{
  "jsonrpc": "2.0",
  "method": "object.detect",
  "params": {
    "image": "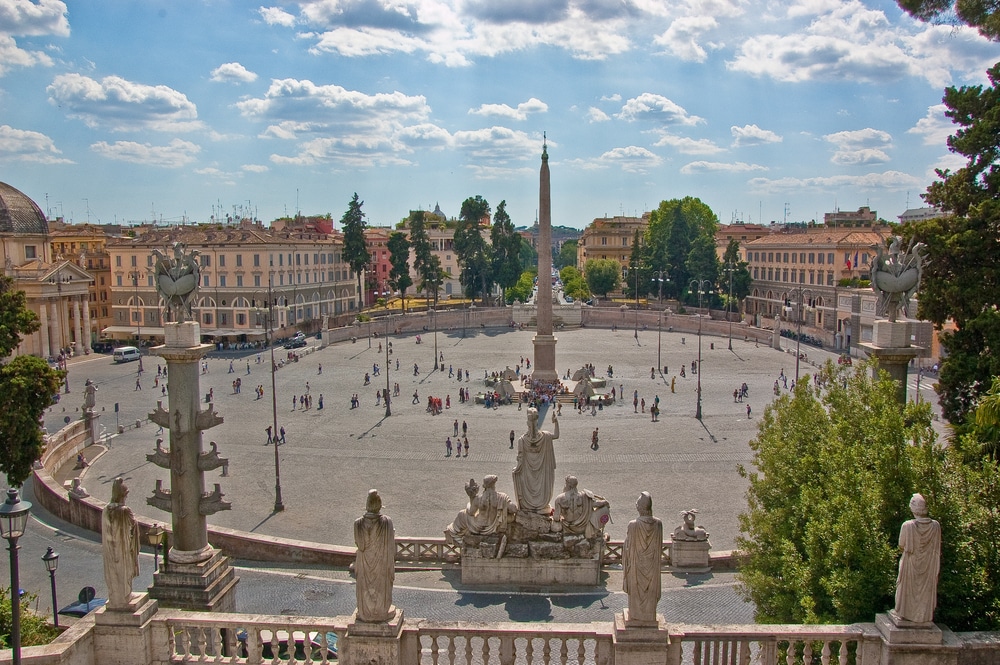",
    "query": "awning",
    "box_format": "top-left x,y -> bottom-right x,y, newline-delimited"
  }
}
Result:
101,326 -> 166,337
